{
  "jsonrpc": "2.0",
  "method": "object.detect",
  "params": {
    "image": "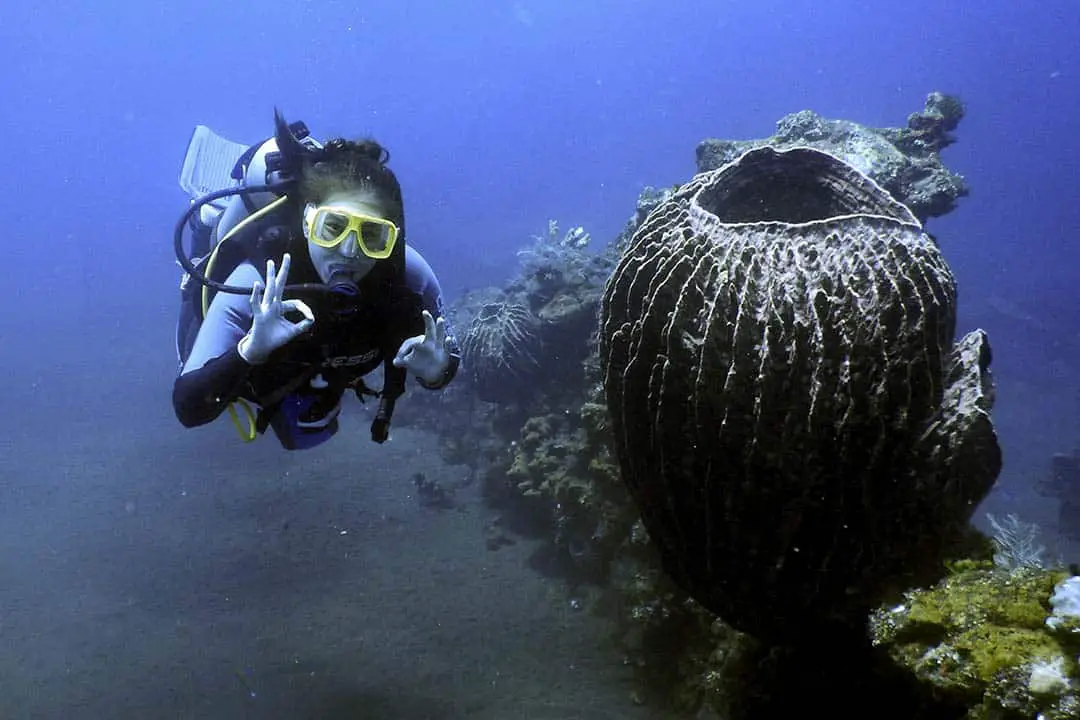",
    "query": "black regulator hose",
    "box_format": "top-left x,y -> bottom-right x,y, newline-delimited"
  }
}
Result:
174,183 -> 333,299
